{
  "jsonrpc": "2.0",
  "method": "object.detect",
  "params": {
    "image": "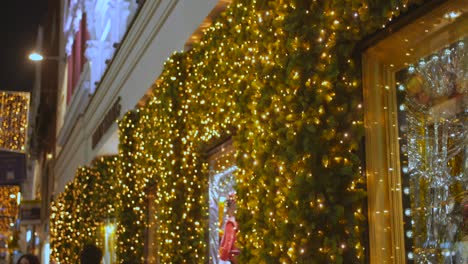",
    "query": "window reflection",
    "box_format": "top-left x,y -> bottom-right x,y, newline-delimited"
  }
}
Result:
397,38 -> 467,263
208,140 -> 237,264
